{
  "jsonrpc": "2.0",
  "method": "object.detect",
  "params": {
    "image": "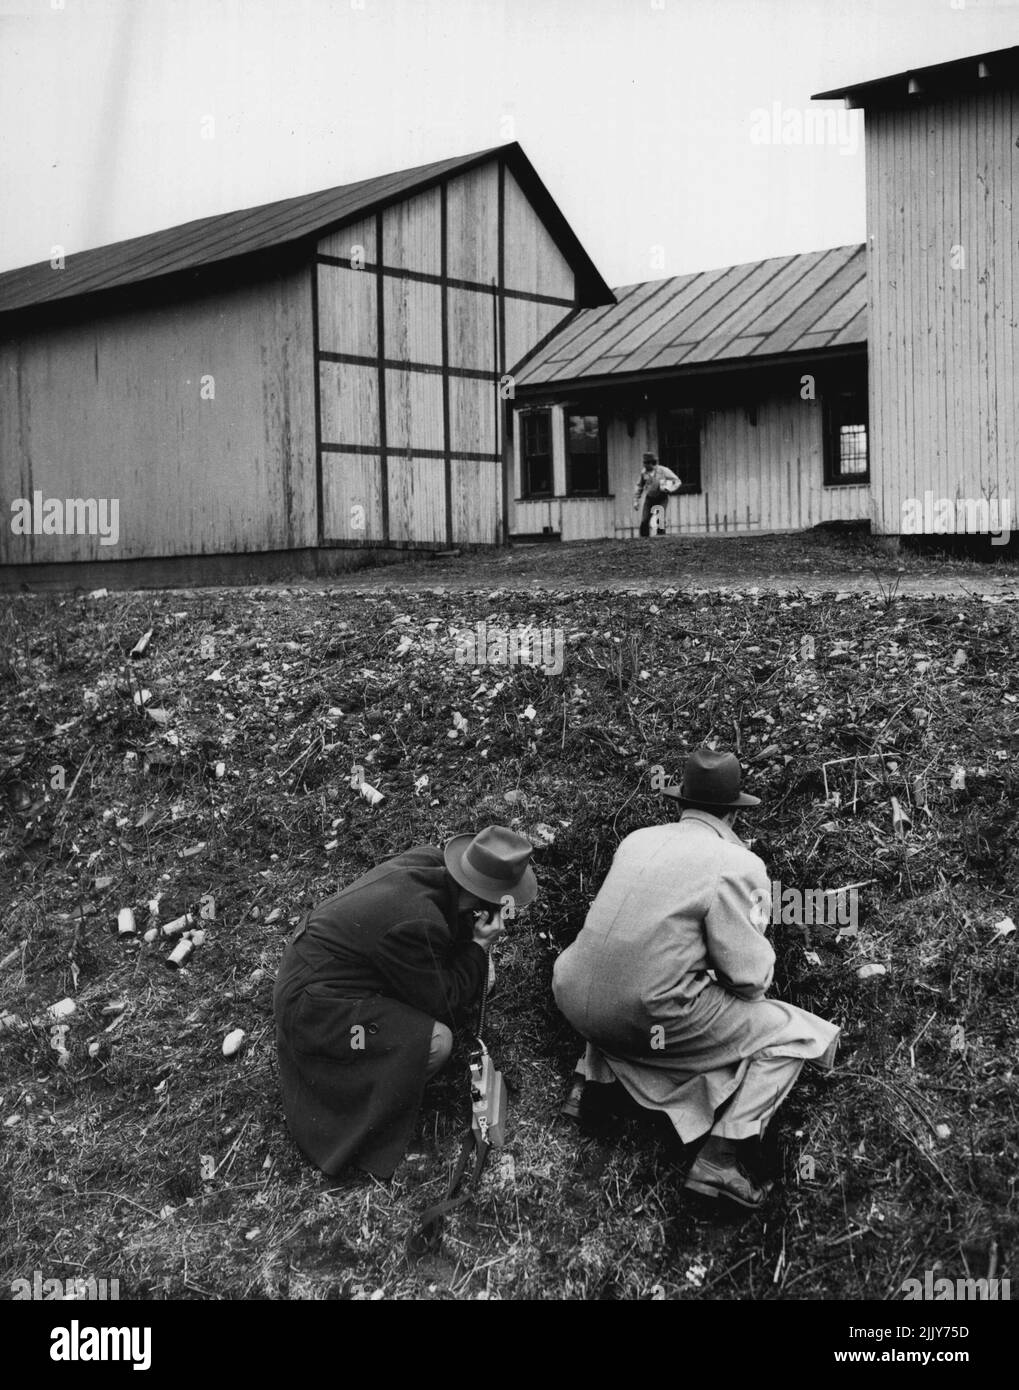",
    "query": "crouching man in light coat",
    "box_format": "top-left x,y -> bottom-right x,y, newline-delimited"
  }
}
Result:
553,747 -> 839,1209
